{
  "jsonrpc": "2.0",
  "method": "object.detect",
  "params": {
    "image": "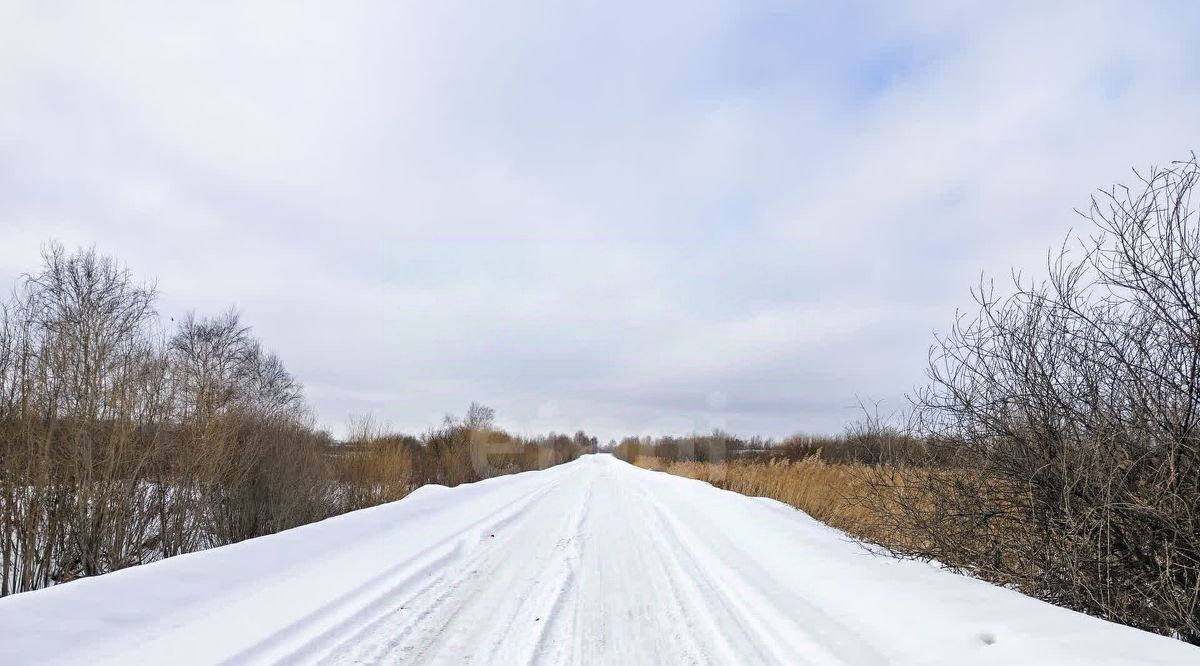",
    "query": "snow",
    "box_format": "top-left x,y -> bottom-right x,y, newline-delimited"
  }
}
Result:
0,454 -> 1194,665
